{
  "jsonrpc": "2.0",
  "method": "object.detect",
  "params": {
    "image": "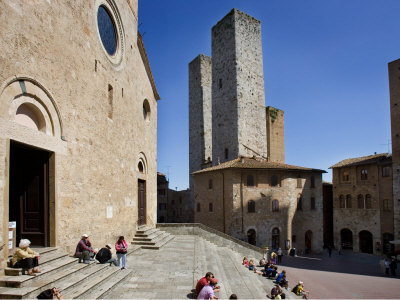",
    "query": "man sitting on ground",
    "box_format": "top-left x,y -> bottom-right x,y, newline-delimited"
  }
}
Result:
96,244 -> 118,266
195,272 -> 213,296
74,234 -> 97,264
292,281 -> 309,298
197,278 -> 219,300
